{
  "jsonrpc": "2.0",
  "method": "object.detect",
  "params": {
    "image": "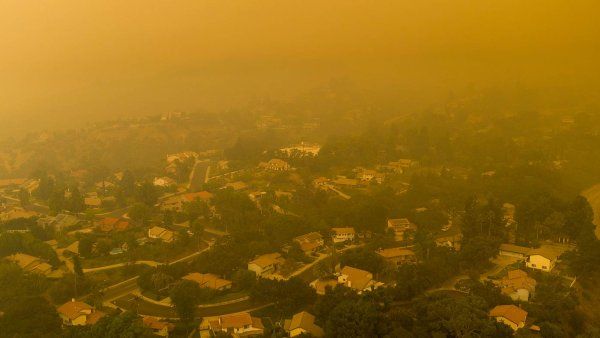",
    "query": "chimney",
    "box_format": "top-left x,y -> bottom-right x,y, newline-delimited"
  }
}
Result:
72,298 -> 75,302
